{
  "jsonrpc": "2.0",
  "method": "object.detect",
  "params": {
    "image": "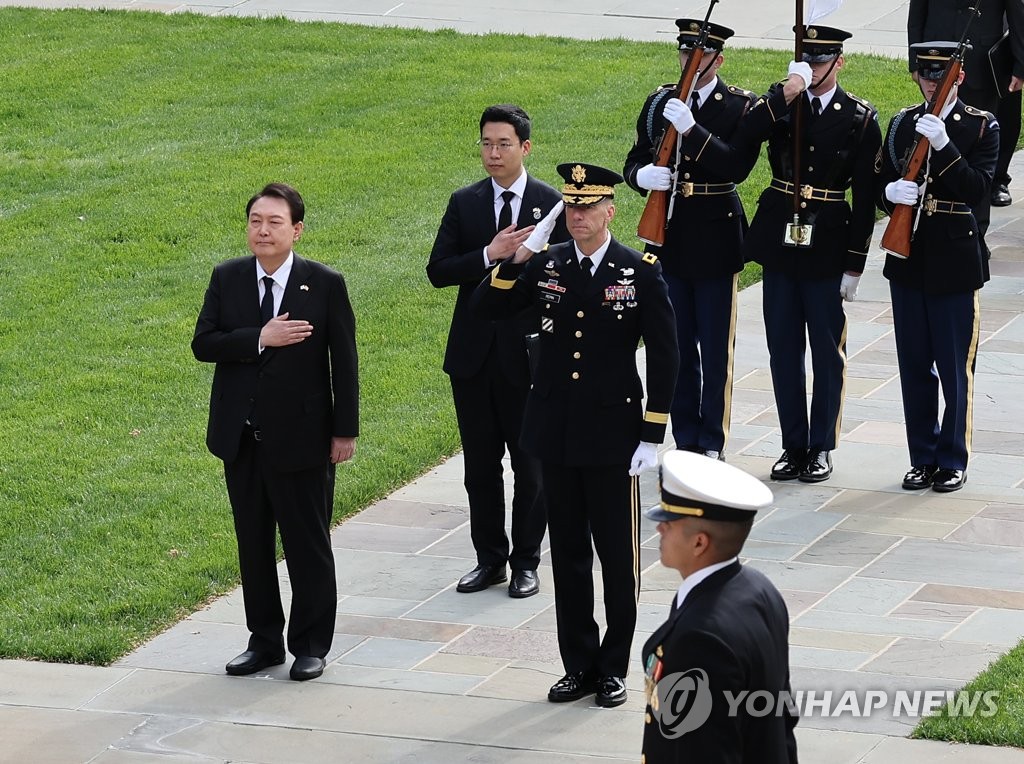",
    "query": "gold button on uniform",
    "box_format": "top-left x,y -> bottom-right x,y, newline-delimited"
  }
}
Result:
577,311 -> 584,318
572,372 -> 580,380
573,352 -> 581,359
575,330 -> 582,338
